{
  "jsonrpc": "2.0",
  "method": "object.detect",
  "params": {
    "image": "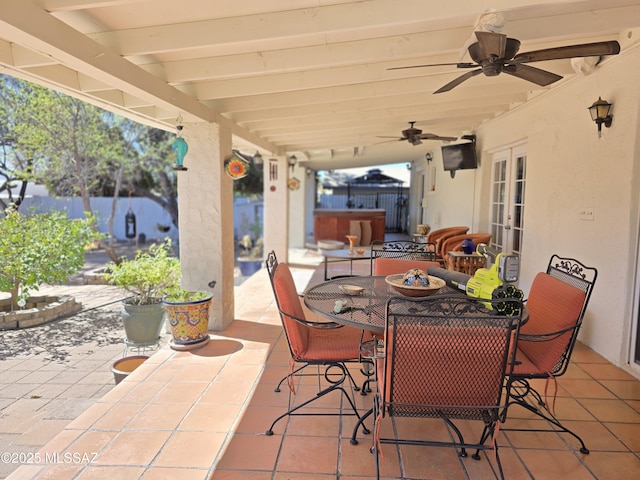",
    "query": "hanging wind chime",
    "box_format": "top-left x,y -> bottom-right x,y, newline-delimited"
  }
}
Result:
125,193 -> 137,239
172,114 -> 188,171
